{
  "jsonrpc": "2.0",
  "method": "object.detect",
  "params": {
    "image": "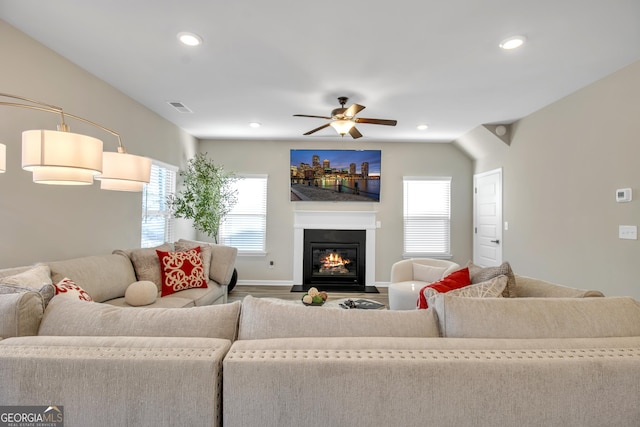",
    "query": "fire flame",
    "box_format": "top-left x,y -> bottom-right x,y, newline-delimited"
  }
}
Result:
320,252 -> 351,270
